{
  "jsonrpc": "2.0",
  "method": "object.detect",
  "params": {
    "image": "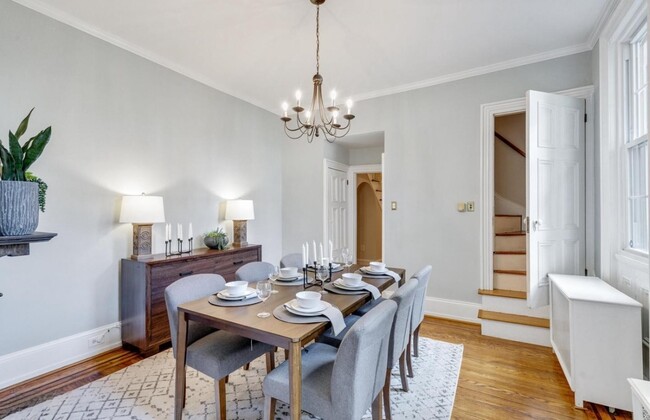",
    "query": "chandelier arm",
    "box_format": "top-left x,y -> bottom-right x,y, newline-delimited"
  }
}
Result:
284,124 -> 306,140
